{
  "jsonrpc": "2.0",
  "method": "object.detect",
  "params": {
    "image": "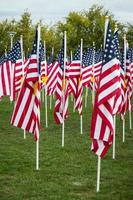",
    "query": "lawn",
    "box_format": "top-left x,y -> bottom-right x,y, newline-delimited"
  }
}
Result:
0,92 -> 133,200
